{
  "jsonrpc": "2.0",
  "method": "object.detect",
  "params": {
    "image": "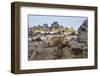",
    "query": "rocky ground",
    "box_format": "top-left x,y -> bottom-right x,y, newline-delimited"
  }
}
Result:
28,34 -> 87,60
